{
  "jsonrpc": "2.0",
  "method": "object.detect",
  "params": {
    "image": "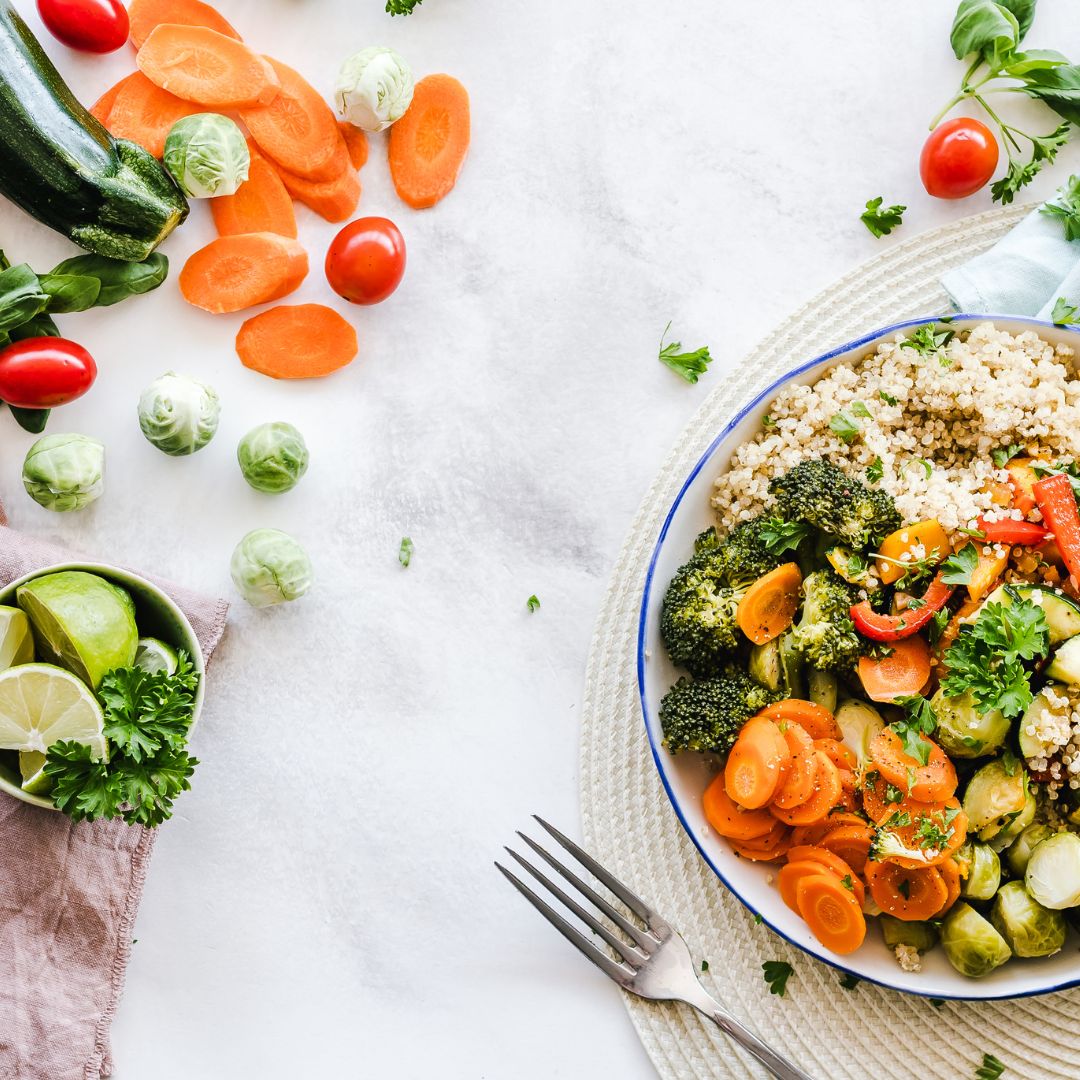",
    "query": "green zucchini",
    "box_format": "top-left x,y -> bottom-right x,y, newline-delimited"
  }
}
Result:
0,2 -> 188,261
